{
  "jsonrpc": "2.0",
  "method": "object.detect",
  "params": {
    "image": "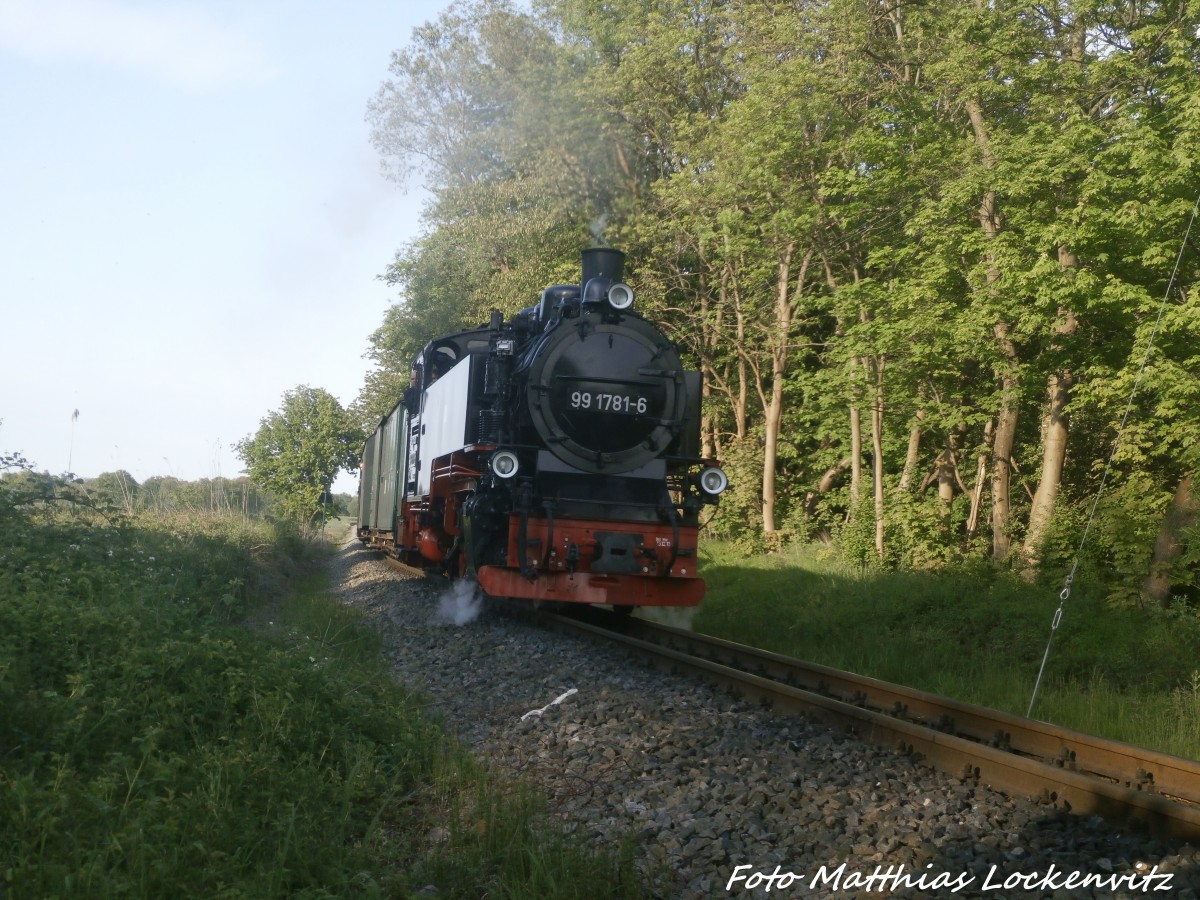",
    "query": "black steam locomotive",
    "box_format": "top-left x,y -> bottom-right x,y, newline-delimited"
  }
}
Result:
357,248 -> 727,607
